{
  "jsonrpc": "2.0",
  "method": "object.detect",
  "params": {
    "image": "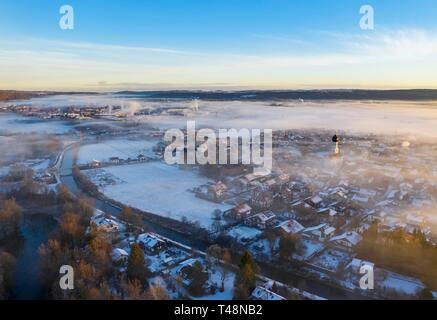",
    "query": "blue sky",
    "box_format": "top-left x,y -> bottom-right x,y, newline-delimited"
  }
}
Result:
1,0 -> 437,90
